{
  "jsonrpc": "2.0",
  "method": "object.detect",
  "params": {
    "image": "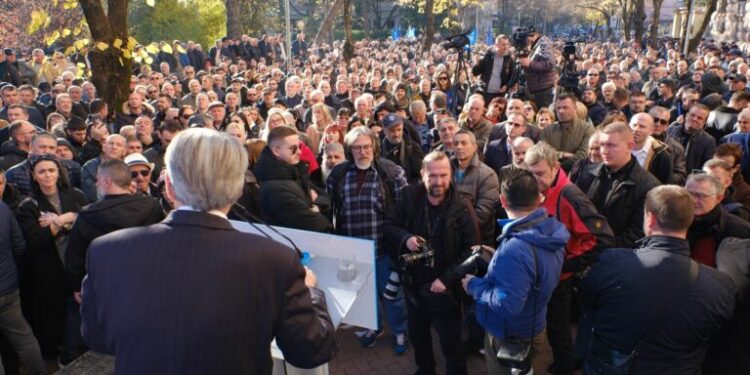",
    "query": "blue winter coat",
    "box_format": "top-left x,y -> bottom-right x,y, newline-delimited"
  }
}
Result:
467,207 -> 568,339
